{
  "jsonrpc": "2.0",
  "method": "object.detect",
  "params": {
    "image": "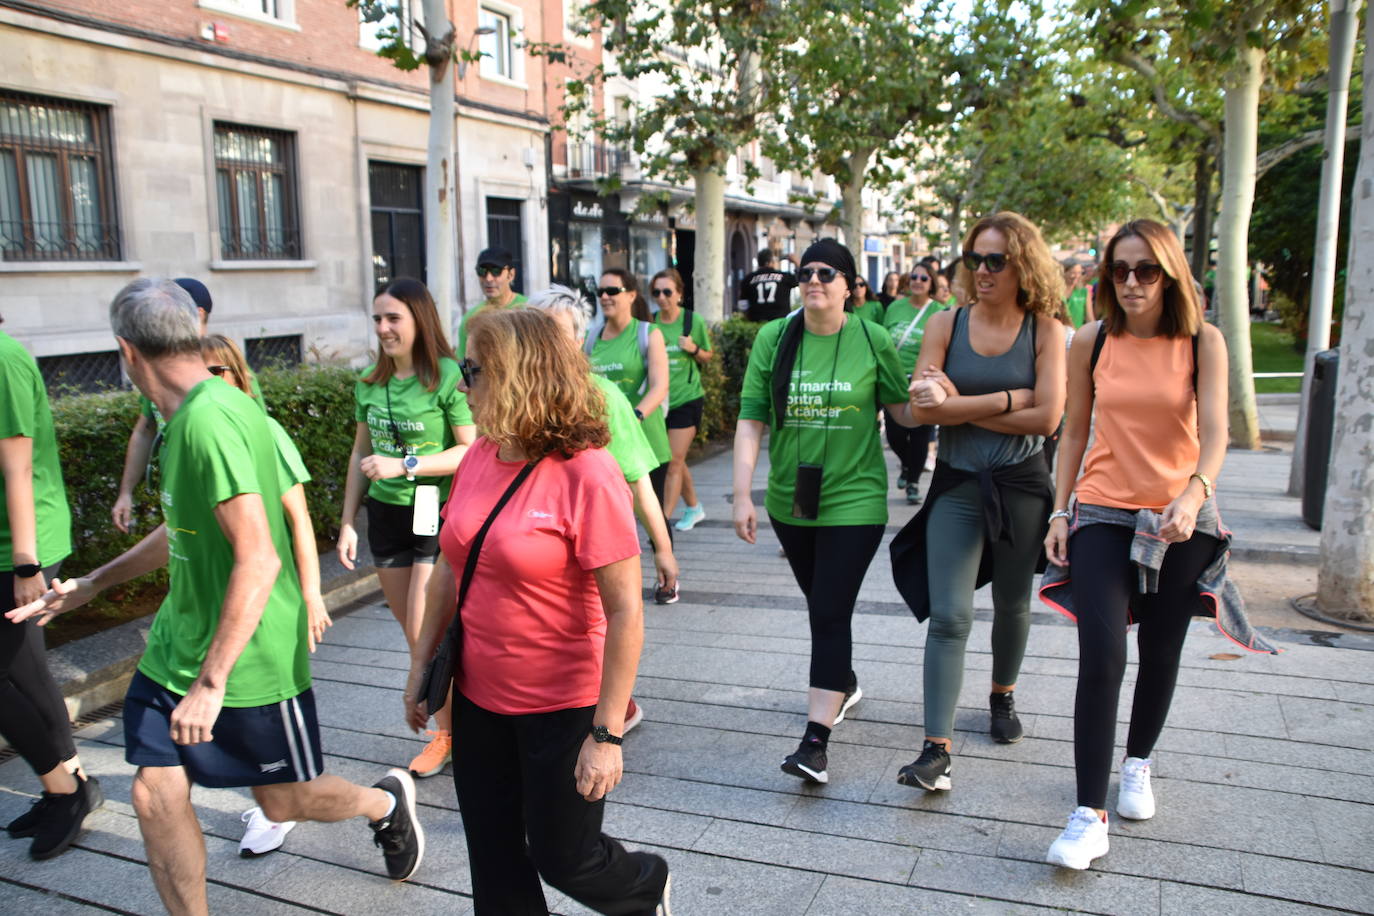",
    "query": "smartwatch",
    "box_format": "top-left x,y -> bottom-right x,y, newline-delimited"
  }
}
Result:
403,454 -> 421,481
589,725 -> 623,746
13,563 -> 41,579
